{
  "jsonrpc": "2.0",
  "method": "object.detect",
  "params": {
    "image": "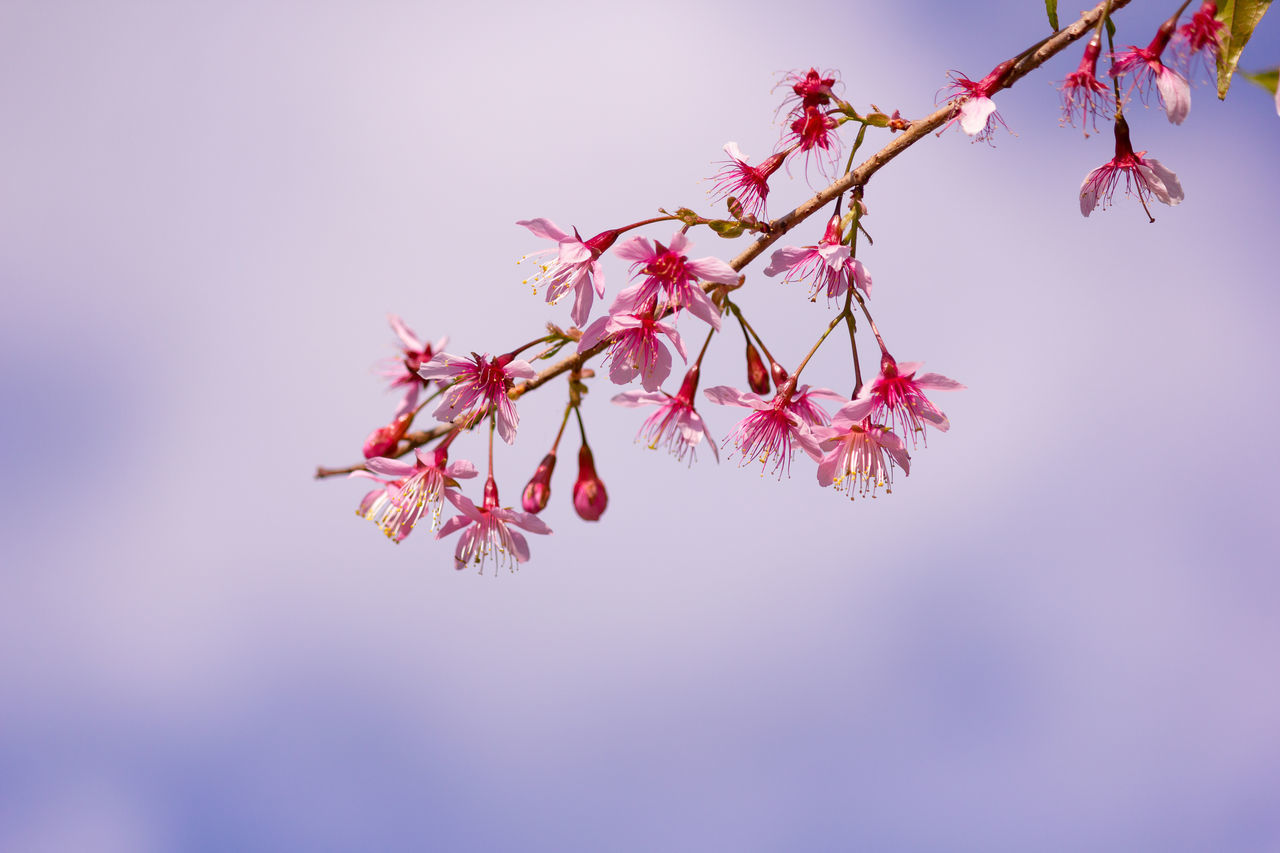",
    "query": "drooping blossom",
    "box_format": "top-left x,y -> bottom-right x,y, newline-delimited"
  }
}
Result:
1058,35 -> 1113,133
418,351 -> 537,444
517,219 -> 620,327
784,105 -> 841,177
612,231 -> 739,330
521,452 -> 557,514
812,397 -> 911,499
377,315 -> 448,418
942,60 -> 1015,142
708,142 -> 786,220
351,446 -> 478,541
437,476 -> 552,573
613,364 -> 718,464
1110,15 -> 1191,125
775,67 -> 839,121
578,301 -> 688,392
1172,1 -> 1226,80
764,213 -> 872,302
785,383 -> 844,429
362,413 -> 412,459
858,352 -> 964,447
703,384 -> 824,478
1079,115 -> 1184,221
572,445 -> 608,521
